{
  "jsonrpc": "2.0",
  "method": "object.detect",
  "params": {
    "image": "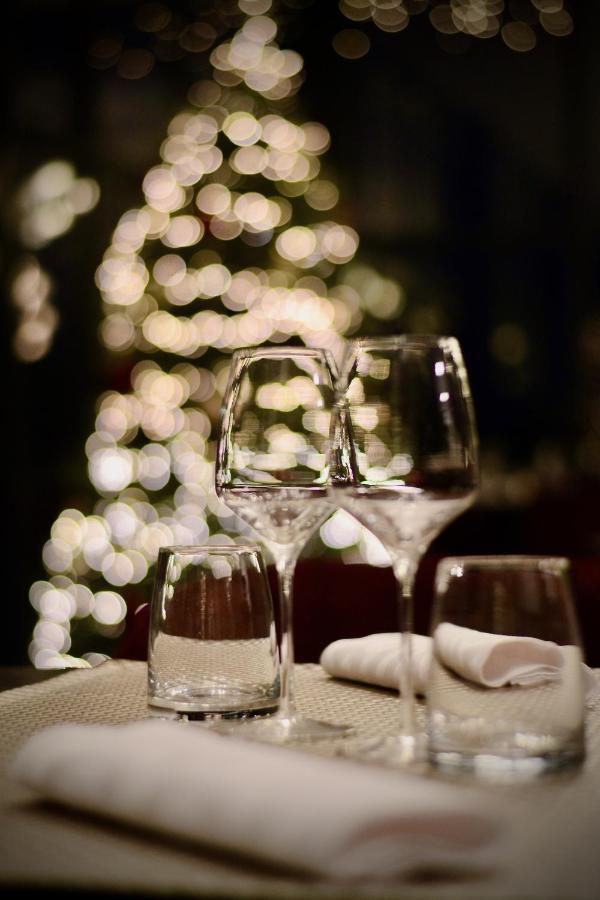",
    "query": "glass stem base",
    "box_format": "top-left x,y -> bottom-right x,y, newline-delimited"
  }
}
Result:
210,708 -> 353,744
335,731 -> 428,768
